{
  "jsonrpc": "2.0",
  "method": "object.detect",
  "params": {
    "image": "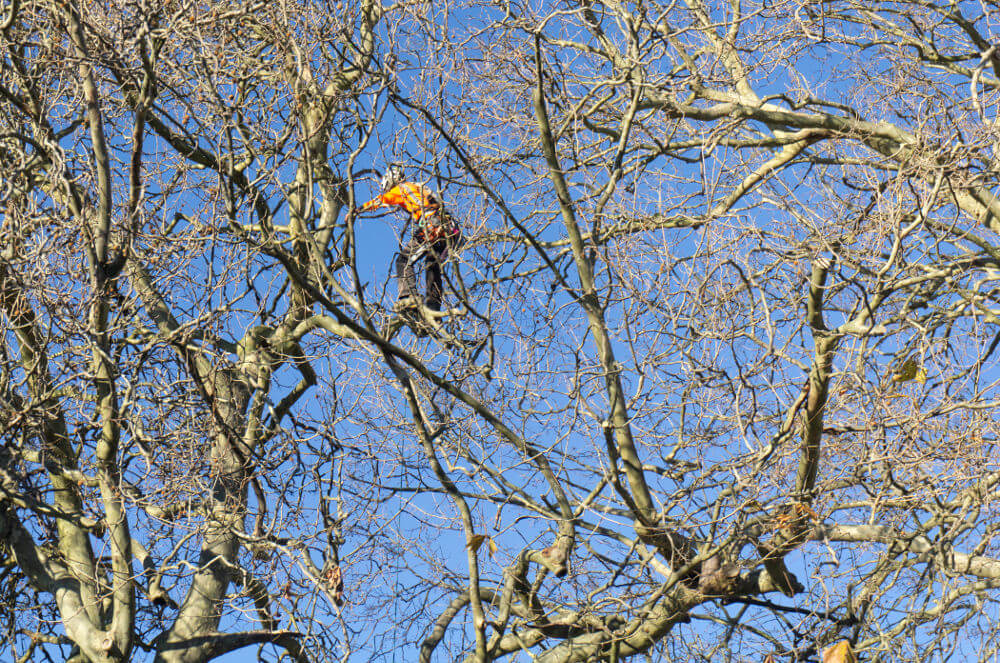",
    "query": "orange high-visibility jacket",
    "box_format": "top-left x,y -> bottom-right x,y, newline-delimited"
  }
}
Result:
360,182 -> 441,224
